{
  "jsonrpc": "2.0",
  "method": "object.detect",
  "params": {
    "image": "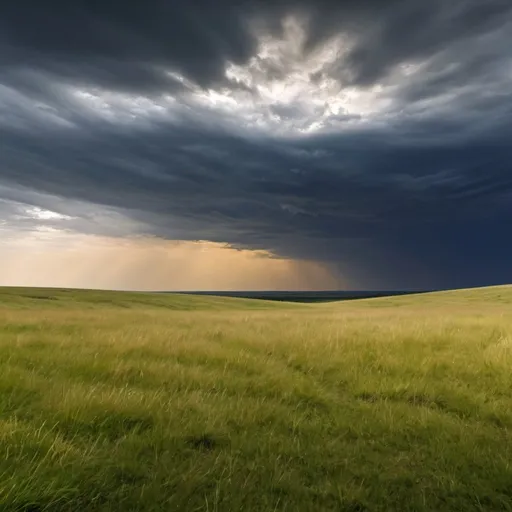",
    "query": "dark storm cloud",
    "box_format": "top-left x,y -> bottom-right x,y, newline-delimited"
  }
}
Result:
2,1 -> 511,92
1,0 -> 512,289
333,1 -> 512,87
0,0 -> 258,91
2,110 -> 512,288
